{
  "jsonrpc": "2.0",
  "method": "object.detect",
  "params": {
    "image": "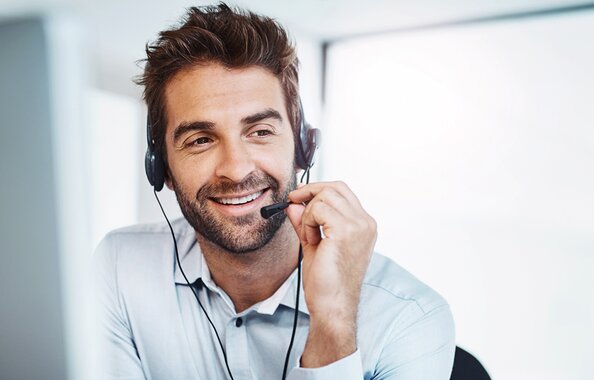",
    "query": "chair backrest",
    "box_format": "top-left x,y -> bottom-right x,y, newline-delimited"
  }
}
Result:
450,346 -> 491,380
